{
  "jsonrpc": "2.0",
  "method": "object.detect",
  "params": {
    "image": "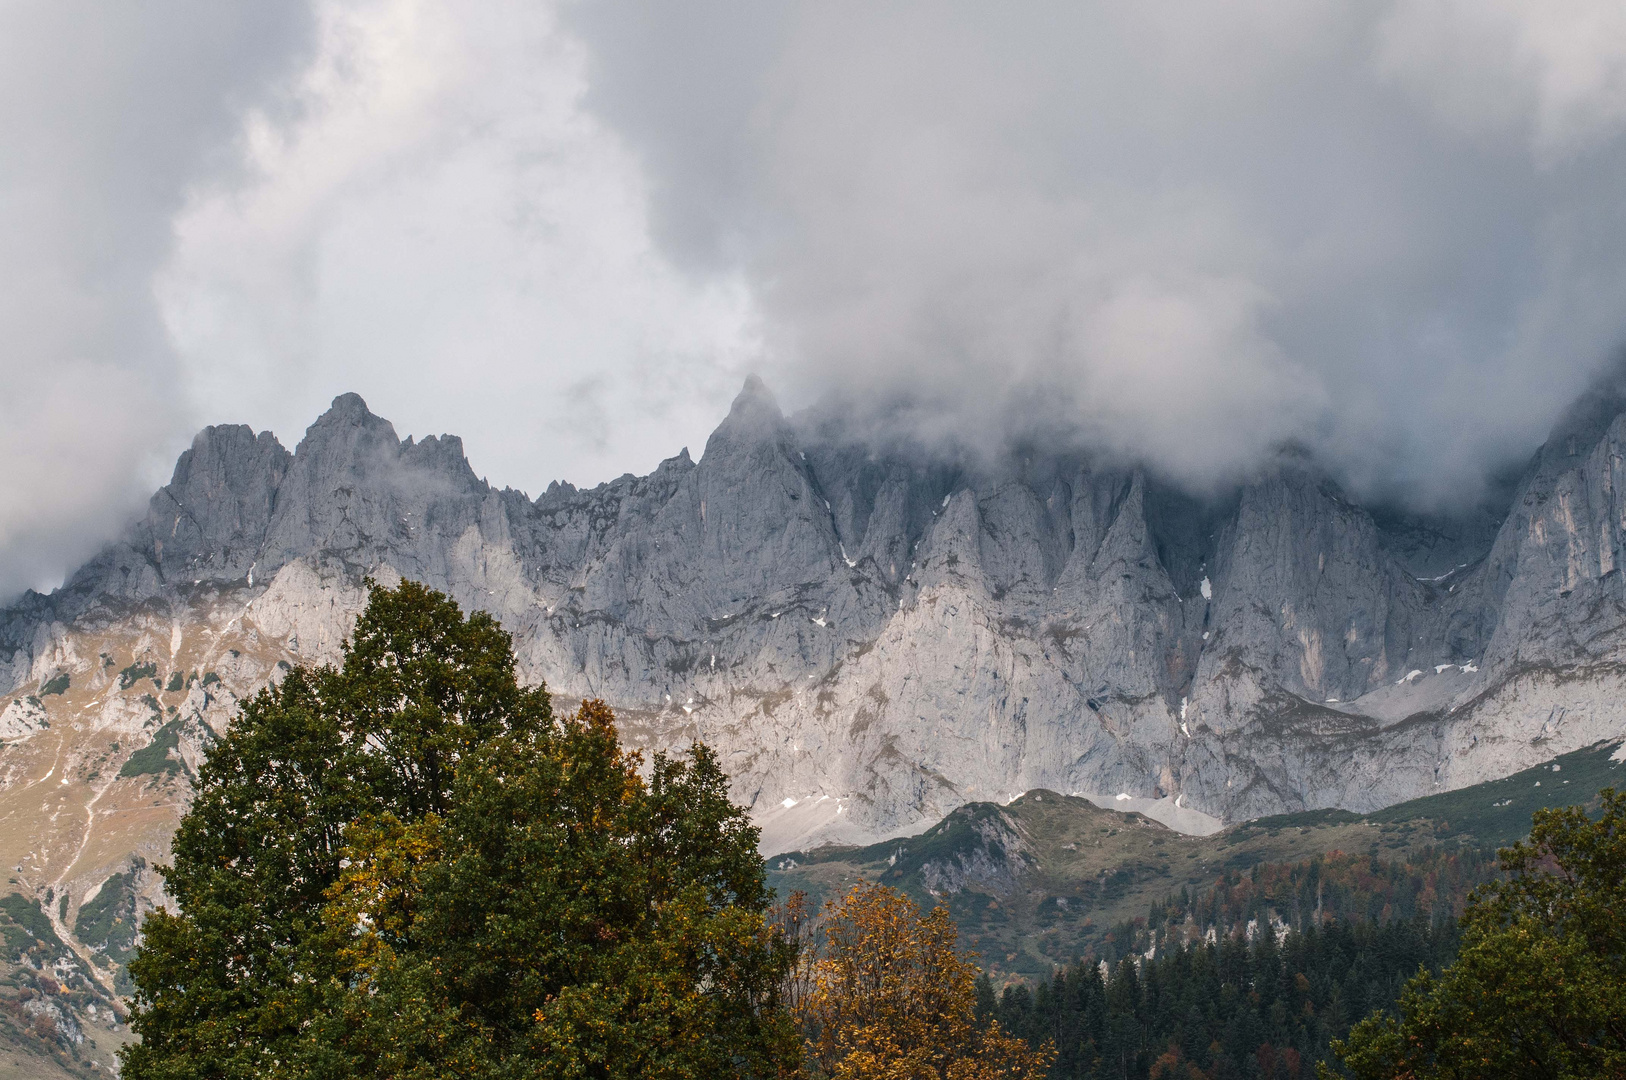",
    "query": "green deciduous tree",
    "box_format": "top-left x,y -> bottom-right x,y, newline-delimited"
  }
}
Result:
1331,789 -> 1626,1080
123,580 -> 798,1080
